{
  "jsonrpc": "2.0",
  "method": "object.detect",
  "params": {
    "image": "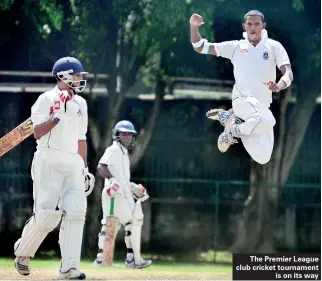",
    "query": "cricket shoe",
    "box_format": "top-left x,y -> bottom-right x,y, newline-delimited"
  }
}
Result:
14,256 -> 30,276
125,258 -> 152,269
93,258 -> 103,266
217,130 -> 238,153
217,117 -> 242,153
206,108 -> 235,126
58,268 -> 86,280
93,258 -> 120,268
